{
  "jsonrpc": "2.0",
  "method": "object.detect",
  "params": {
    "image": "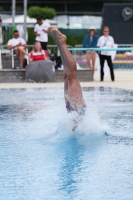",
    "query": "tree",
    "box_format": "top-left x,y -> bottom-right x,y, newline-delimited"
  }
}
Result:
27,6 -> 56,20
